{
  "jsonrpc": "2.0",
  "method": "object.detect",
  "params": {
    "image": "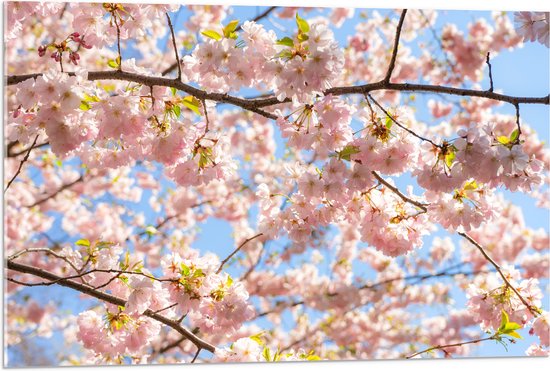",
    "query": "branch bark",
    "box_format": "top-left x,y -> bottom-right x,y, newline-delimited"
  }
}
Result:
6,260 -> 216,354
